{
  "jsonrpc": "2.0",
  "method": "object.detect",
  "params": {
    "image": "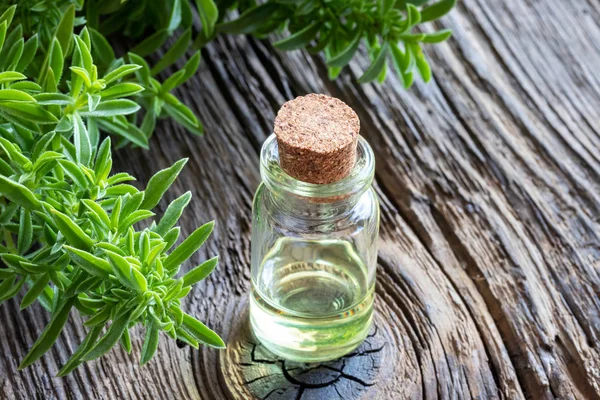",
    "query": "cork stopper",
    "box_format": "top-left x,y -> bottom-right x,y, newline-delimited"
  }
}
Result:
274,94 -> 360,184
